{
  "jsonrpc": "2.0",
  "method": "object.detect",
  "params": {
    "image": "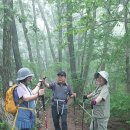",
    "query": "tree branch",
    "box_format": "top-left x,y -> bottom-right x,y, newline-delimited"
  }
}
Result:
95,17 -> 130,28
